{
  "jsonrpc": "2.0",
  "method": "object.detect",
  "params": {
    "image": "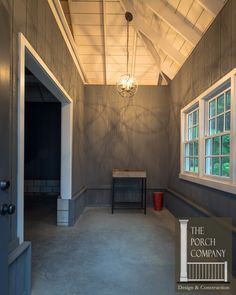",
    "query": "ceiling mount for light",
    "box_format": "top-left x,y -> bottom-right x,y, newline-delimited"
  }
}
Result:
116,11 -> 138,98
